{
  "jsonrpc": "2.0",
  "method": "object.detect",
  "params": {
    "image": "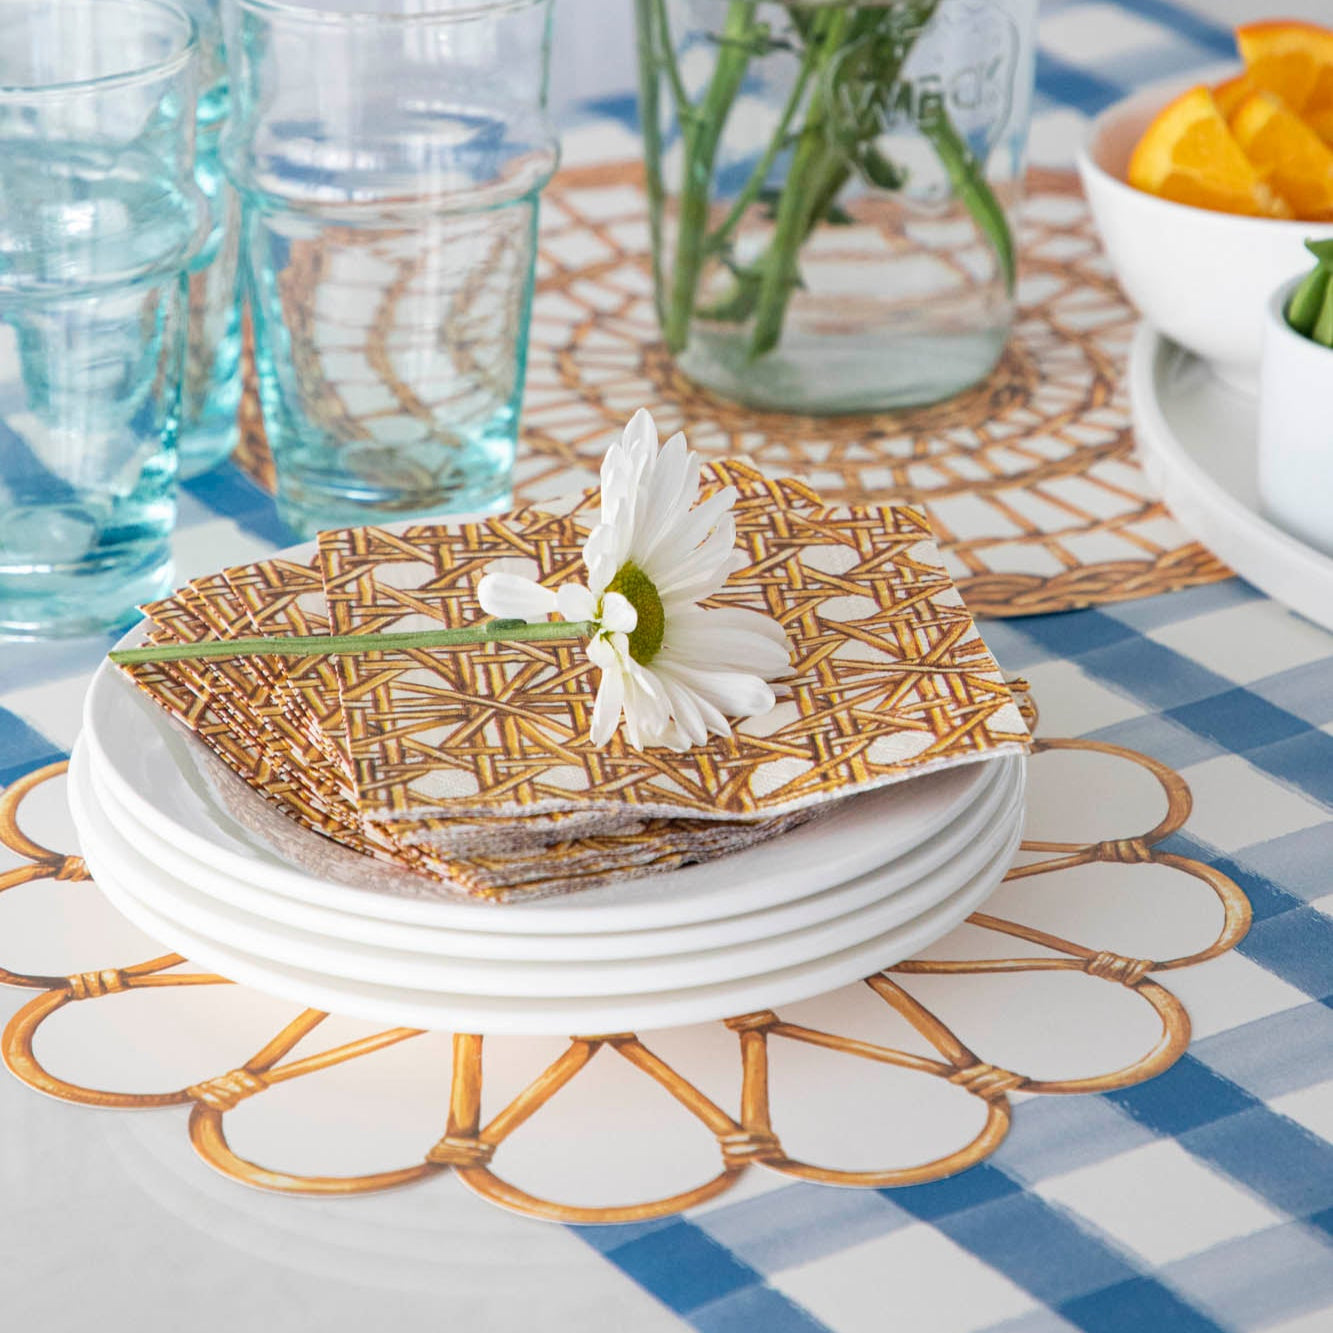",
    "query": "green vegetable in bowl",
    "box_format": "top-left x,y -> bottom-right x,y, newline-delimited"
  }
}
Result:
1286,238 -> 1333,347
